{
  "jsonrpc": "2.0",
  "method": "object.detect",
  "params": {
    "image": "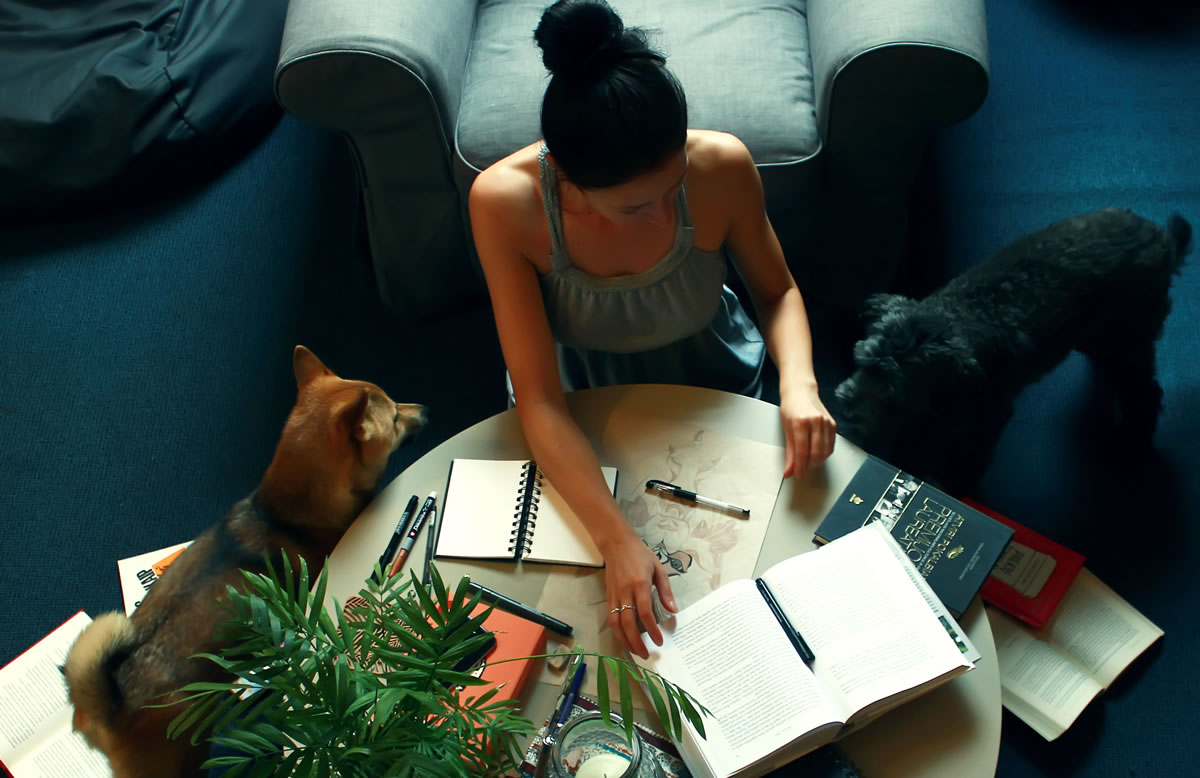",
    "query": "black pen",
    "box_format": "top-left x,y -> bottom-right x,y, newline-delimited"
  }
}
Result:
465,580 -> 574,637
376,495 -> 419,577
756,578 -> 815,664
646,479 -> 750,517
389,491 -> 436,577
